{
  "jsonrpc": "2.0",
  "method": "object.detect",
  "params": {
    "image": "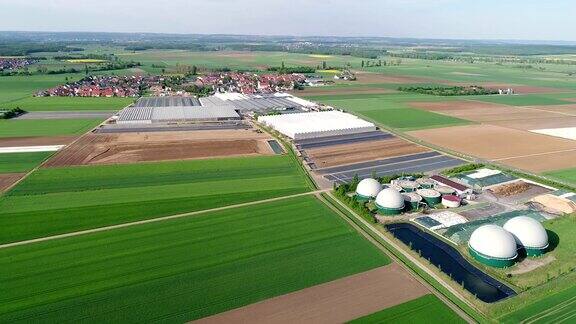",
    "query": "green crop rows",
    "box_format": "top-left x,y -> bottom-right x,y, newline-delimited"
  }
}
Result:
0,155 -> 312,243
349,294 -> 465,323
0,195 -> 390,323
4,96 -> 134,111
0,119 -> 103,138
0,152 -> 53,174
